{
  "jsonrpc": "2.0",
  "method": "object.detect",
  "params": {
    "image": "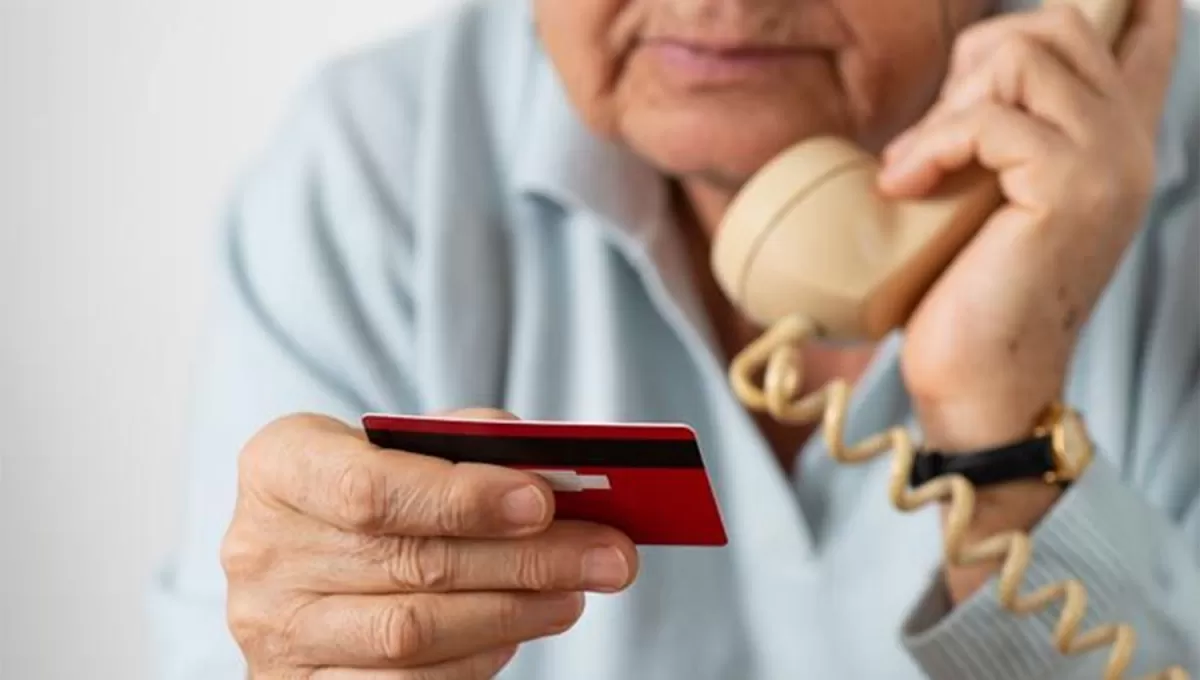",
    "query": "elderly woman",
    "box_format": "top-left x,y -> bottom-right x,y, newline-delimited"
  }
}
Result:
152,0 -> 1197,678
